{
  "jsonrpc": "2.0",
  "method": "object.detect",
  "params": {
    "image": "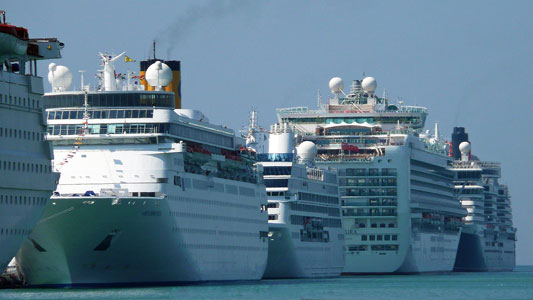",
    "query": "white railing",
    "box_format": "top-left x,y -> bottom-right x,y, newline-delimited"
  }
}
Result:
451,161 -> 501,169
277,105 -> 428,115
